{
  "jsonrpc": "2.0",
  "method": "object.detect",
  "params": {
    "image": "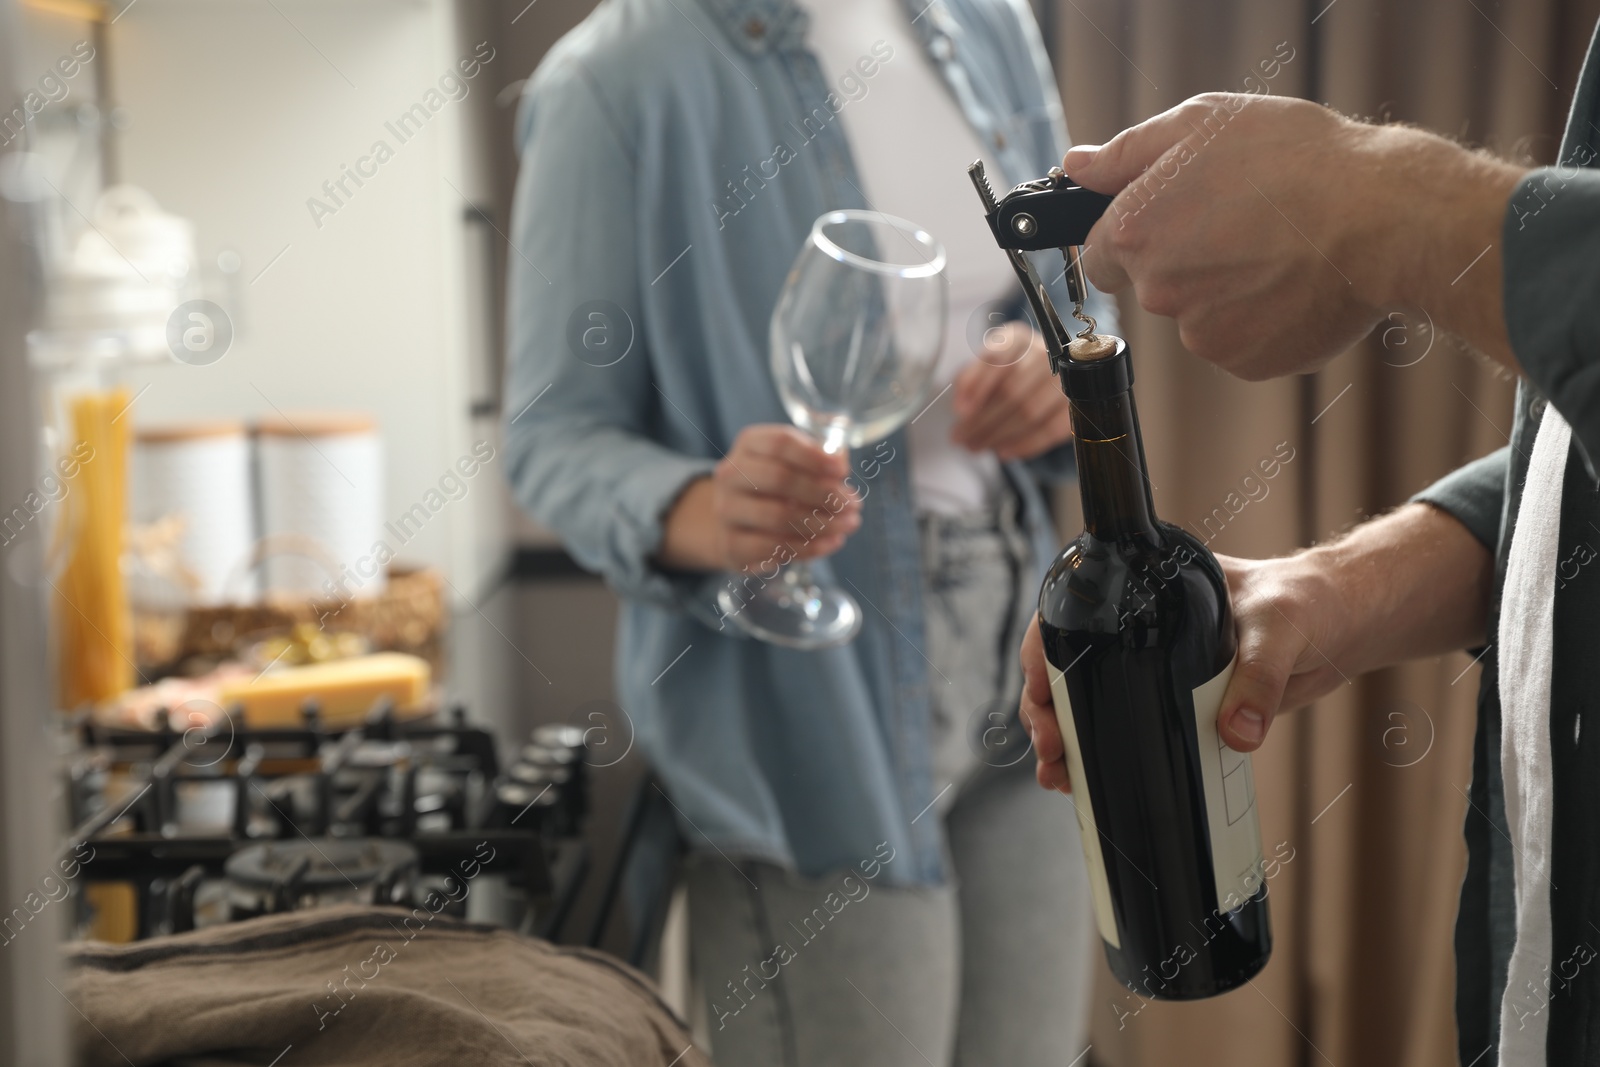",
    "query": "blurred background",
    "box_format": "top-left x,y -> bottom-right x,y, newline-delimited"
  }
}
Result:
1,0 -> 1597,1064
